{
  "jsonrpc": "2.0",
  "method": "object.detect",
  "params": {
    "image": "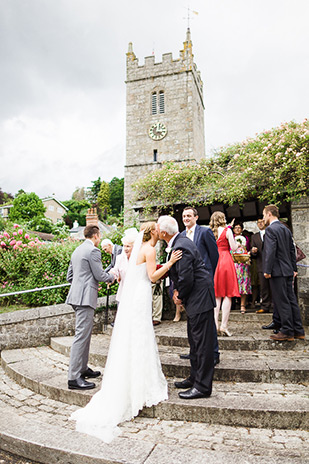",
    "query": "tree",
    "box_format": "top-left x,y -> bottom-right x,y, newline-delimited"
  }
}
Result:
97,181 -> 110,219
86,177 -> 102,205
109,177 -> 124,216
0,188 -> 13,205
72,187 -> 86,201
62,199 -> 91,228
9,192 -> 46,222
